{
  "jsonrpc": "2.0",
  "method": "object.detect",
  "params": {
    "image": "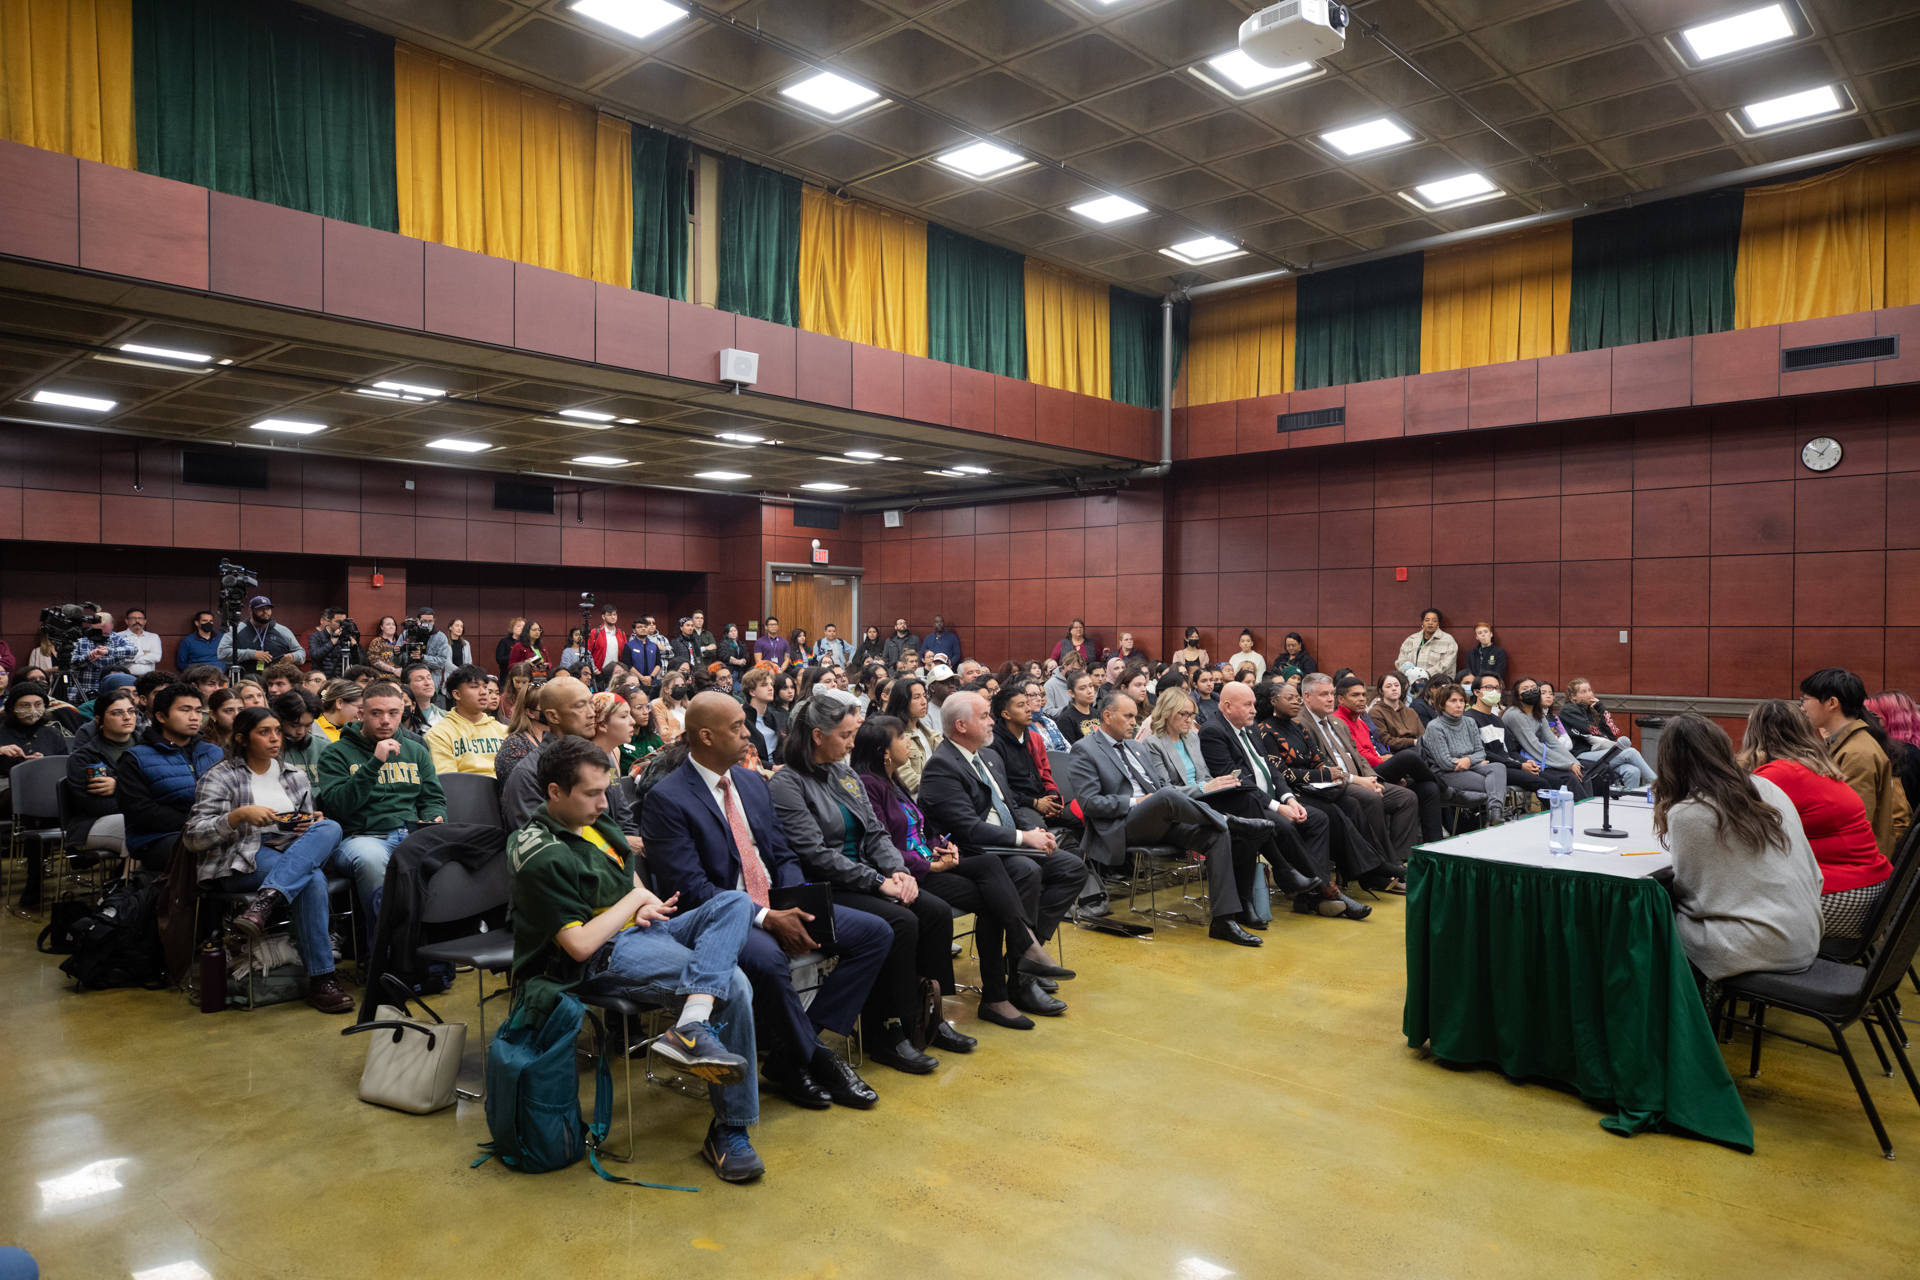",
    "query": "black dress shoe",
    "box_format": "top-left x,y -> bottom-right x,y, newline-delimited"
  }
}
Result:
929,1021 -> 977,1053
1223,814 -> 1277,843
1242,915 -> 1268,931
811,1053 -> 879,1109
1017,957 -> 1077,981
761,1057 -> 833,1110
977,1003 -> 1035,1030
1008,975 -> 1067,1017
1208,918 -> 1264,946
868,1033 -> 938,1075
